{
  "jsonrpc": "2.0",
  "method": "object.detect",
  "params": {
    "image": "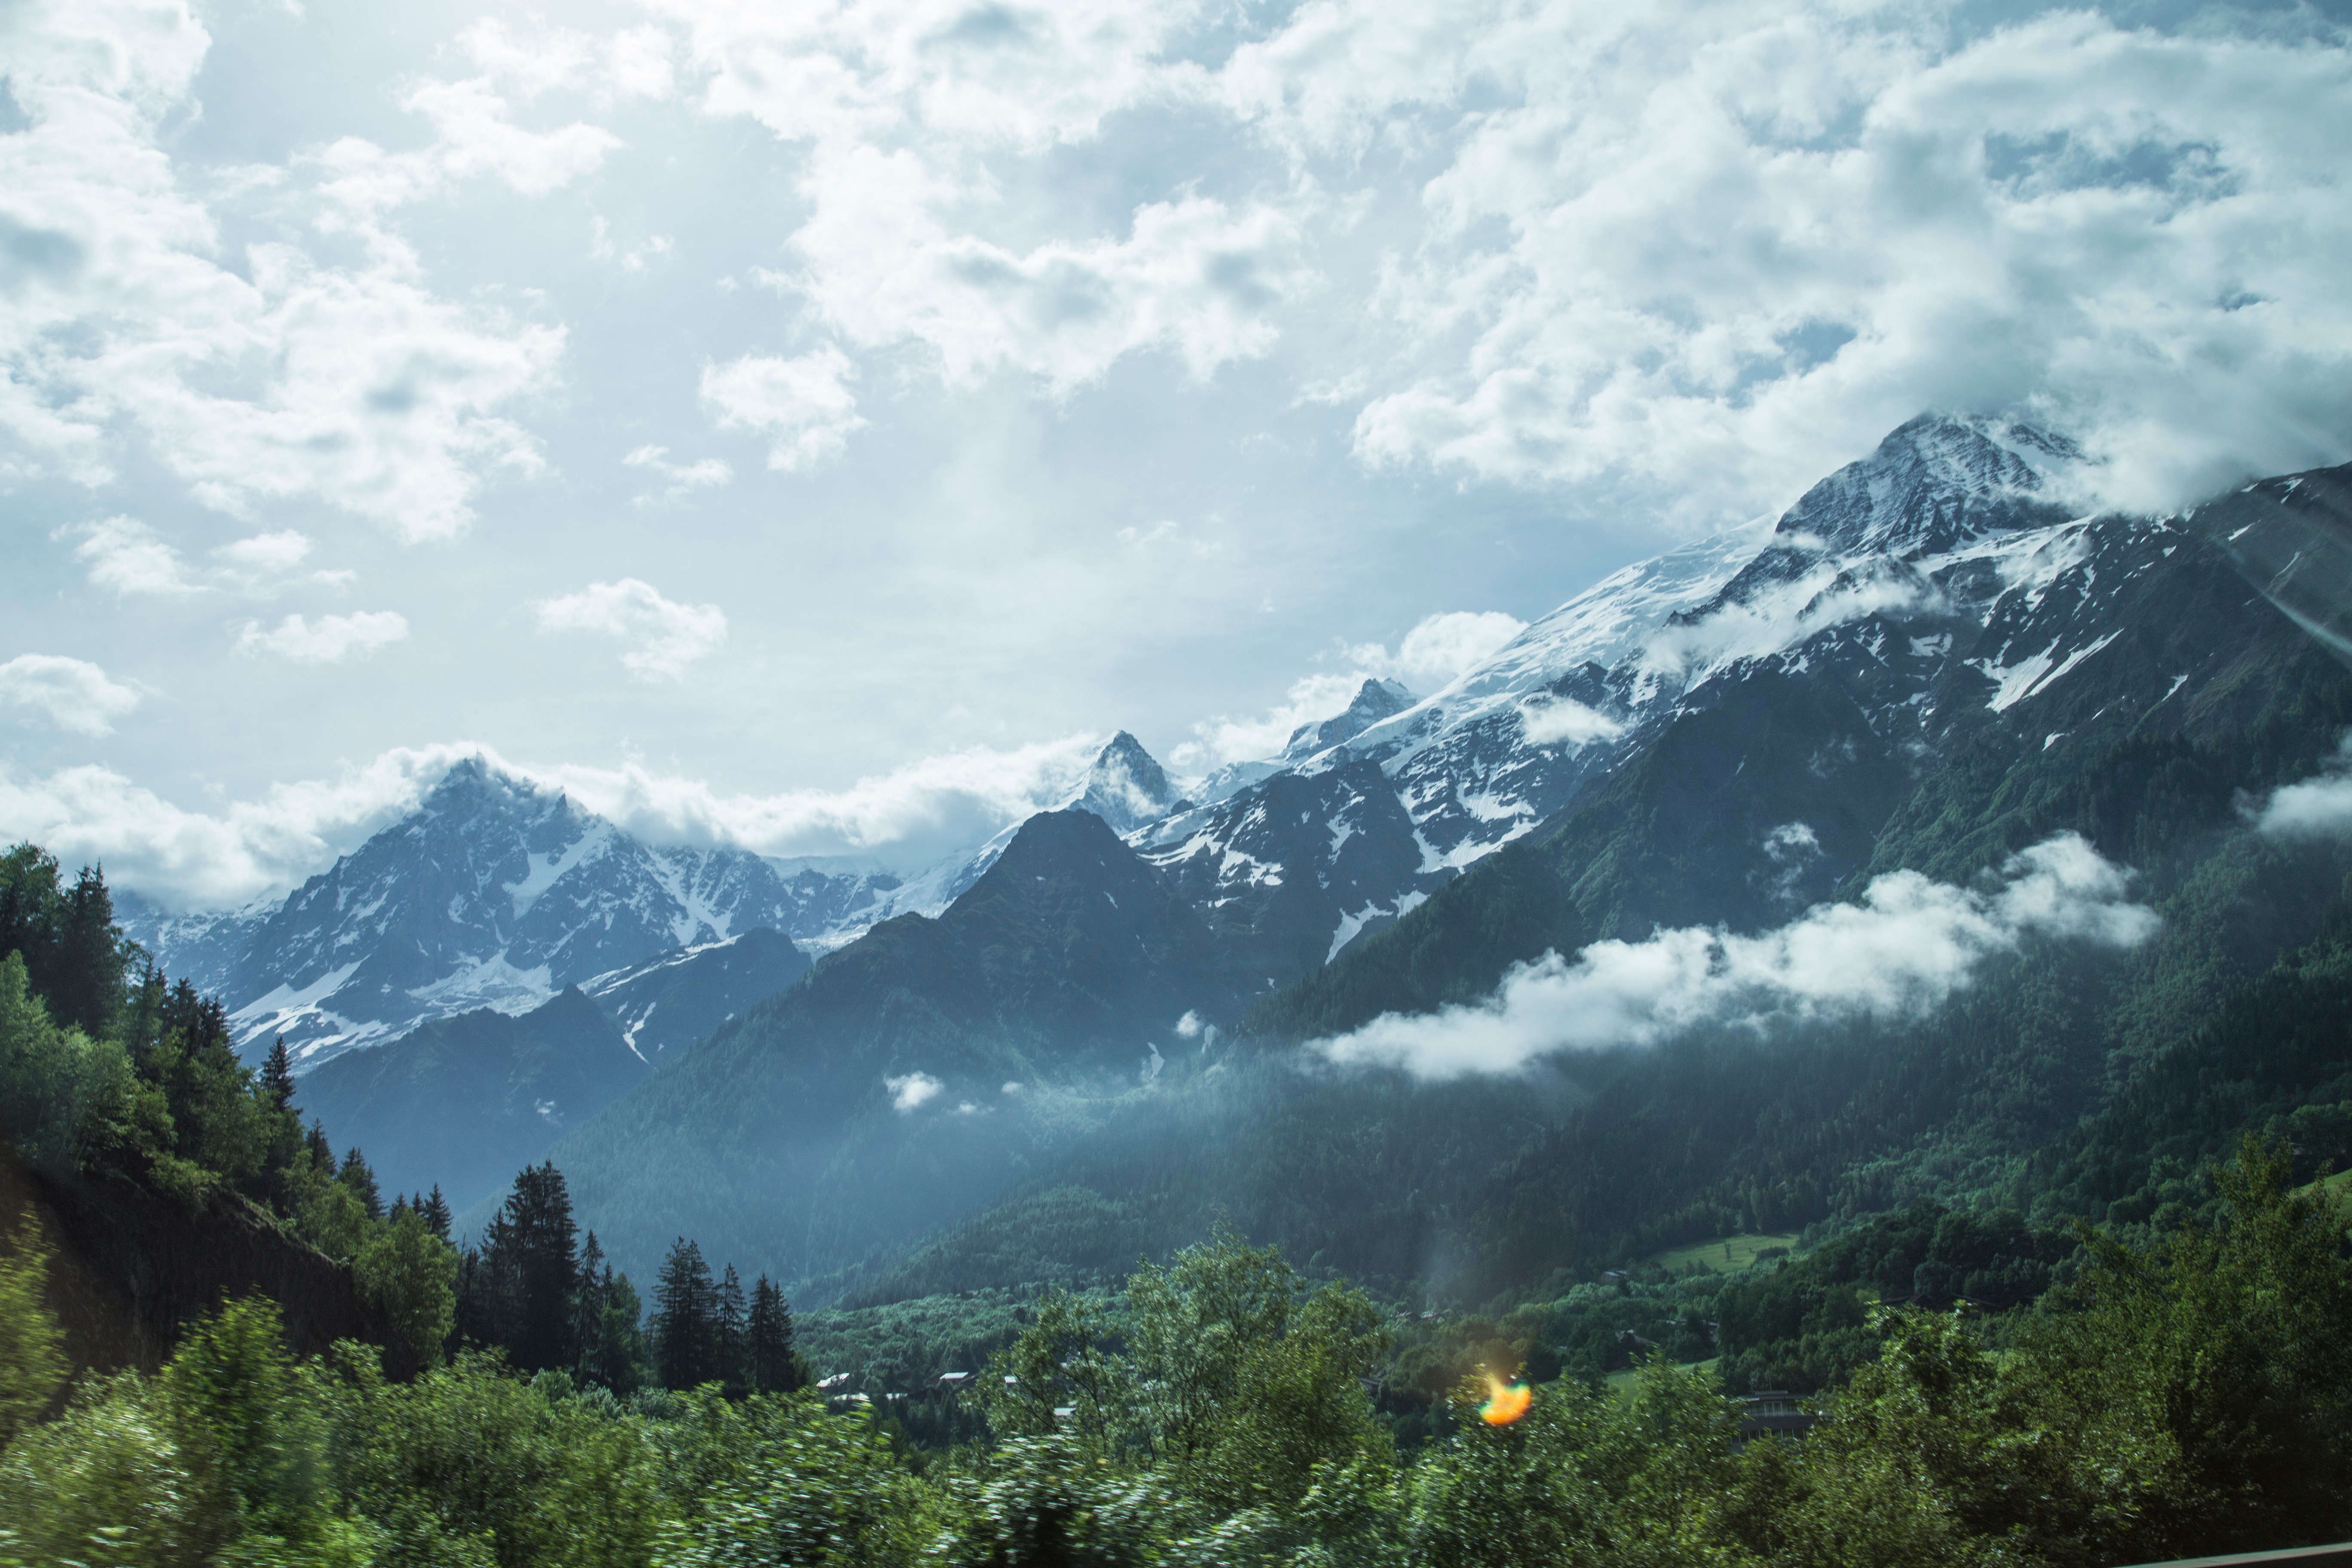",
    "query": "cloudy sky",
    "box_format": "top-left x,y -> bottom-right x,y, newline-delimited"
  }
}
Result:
3,0 -> 2349,907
